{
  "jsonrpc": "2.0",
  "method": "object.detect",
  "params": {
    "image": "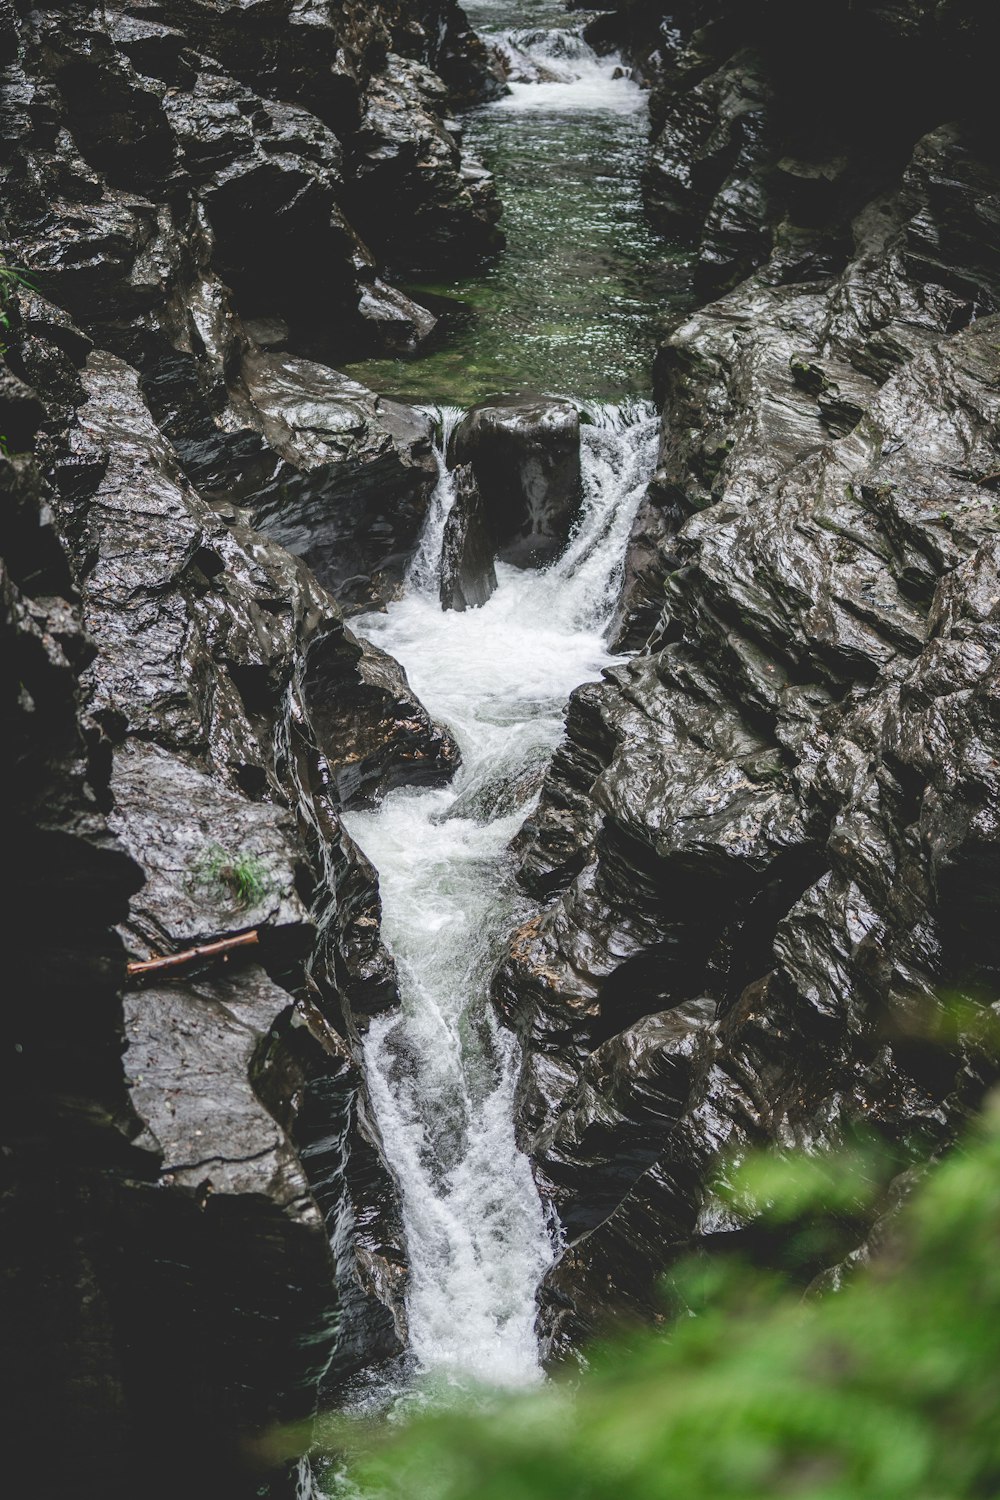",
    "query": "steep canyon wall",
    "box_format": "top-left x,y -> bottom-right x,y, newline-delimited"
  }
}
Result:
6,0 -> 1000,1479
499,0 -> 1000,1357
0,2 -> 500,1493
